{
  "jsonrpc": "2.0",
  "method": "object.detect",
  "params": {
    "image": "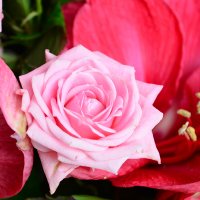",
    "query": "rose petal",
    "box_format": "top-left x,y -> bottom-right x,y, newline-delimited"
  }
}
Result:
39,151 -> 76,194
